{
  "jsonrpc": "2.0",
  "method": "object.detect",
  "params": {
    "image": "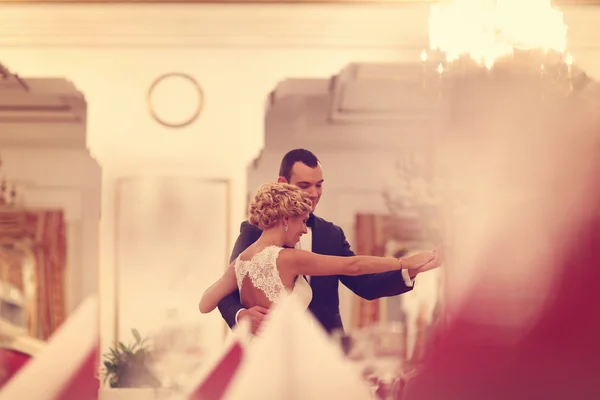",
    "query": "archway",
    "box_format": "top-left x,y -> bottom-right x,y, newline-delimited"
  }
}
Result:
0,63 -> 101,339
